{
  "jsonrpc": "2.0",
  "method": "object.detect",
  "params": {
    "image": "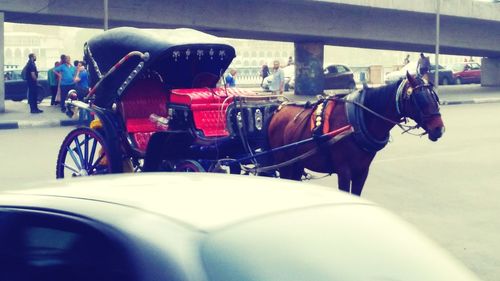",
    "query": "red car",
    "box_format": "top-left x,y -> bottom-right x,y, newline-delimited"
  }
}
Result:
450,62 -> 481,85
